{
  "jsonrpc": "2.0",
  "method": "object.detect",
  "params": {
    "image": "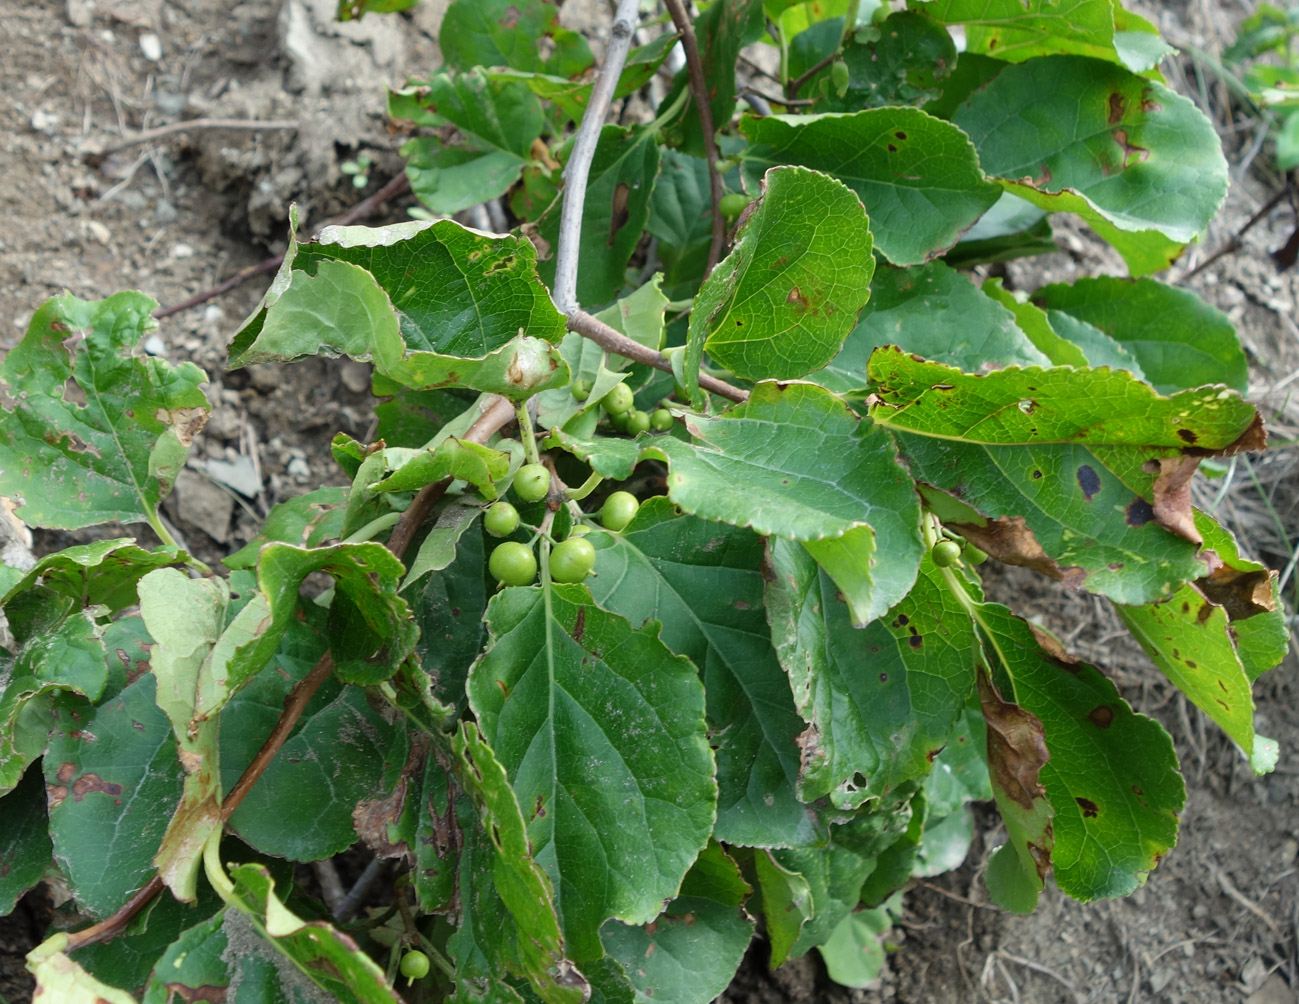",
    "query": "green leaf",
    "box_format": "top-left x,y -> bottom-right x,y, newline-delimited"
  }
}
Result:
0,292 -> 209,531
410,524 -> 492,704
647,151 -> 715,297
453,722 -> 589,1004
26,934 -> 141,1004
466,584 -> 716,961
585,498 -> 821,848
370,437 -> 511,499
0,763 -> 52,915
389,69 -> 545,214
336,0 -> 418,20
0,609 -> 109,794
978,607 -> 1184,903
814,262 -> 1049,395
740,109 -> 1001,265
222,487 -> 347,571
822,11 -> 957,110
403,497 -> 486,586
752,850 -> 813,968
918,0 -> 1117,63
439,0 -> 593,77
218,614 -> 395,860
45,670 -> 183,919
817,899 -> 897,989
601,843 -> 755,1004
870,352 -> 1261,604
534,126 -> 661,307
230,220 -> 568,400
765,539 -> 976,808
558,382 -> 925,627
952,56 -> 1228,273
913,806 -> 976,876
688,166 -> 874,385
217,860 -> 404,1004
980,277 -> 1089,367
0,539 -> 179,645
1278,109 -> 1299,170
661,0 -> 765,159
923,705 -> 992,816
1033,277 -> 1247,394
1042,309 -> 1146,376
